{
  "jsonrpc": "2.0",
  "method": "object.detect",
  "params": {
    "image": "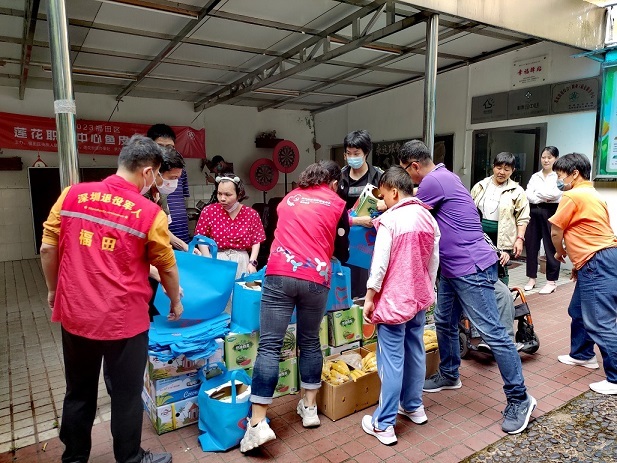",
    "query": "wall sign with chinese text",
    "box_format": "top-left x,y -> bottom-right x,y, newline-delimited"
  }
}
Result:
507,85 -> 550,119
551,78 -> 598,114
0,112 -> 206,159
512,55 -> 548,88
471,92 -> 508,124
